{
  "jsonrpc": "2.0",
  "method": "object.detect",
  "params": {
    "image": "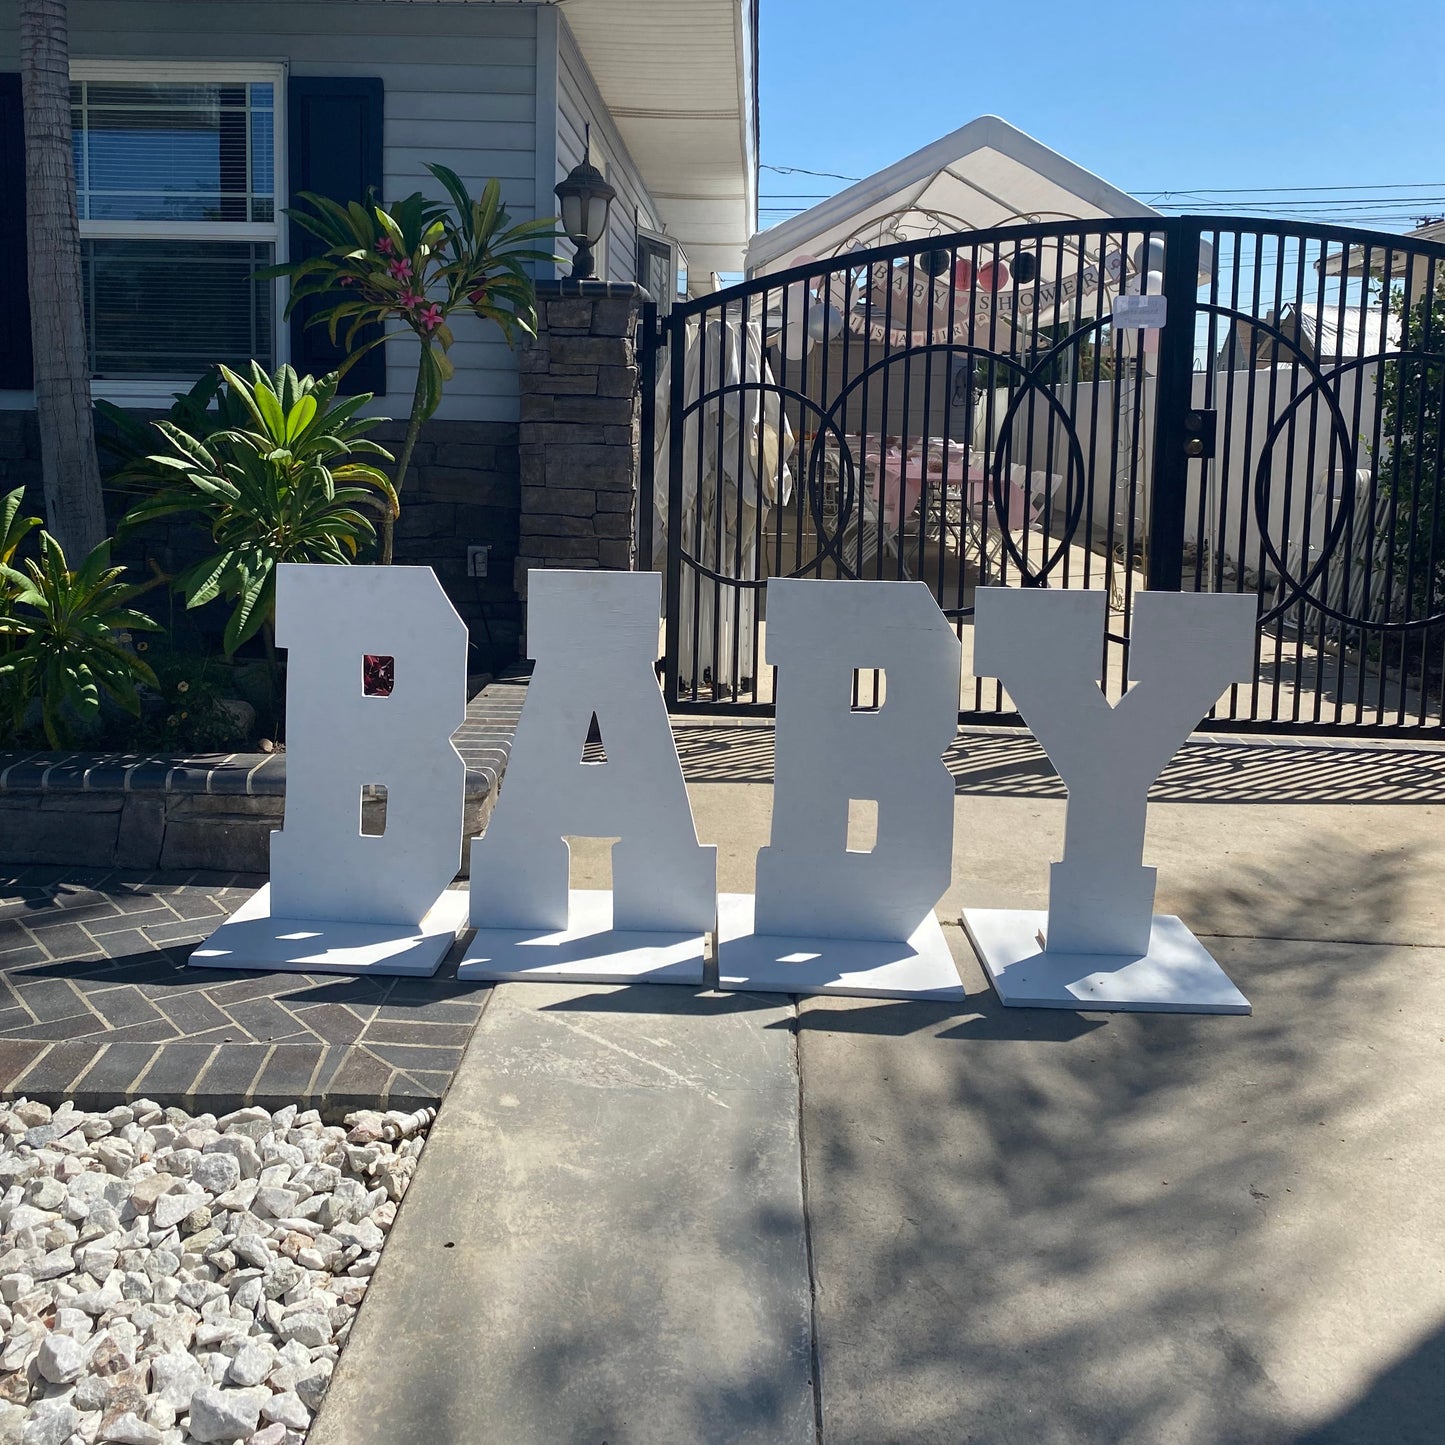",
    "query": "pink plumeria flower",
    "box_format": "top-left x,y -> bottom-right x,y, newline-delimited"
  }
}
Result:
388,257 -> 413,281
376,236 -> 395,256
418,303 -> 444,332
